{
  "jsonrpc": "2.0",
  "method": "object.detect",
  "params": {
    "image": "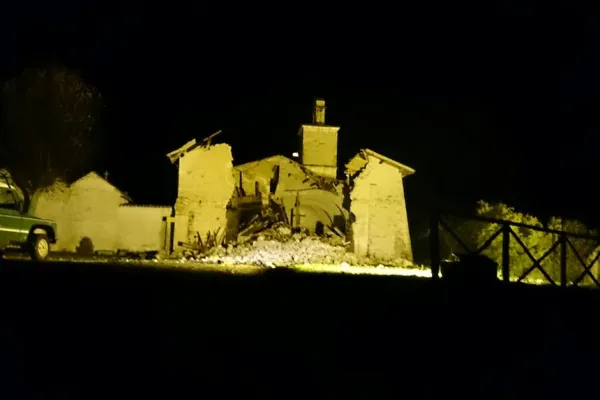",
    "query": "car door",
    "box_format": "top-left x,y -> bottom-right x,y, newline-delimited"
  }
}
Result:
0,187 -> 26,246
